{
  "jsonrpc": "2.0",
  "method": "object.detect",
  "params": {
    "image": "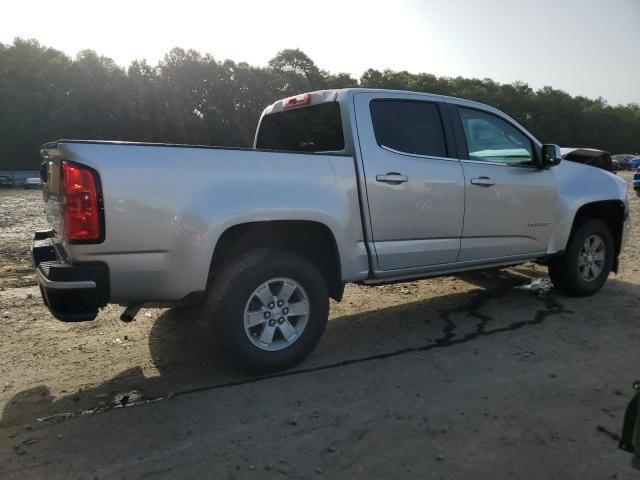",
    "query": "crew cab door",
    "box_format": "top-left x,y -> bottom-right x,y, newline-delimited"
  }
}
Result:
354,93 -> 465,271
449,104 -> 557,261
